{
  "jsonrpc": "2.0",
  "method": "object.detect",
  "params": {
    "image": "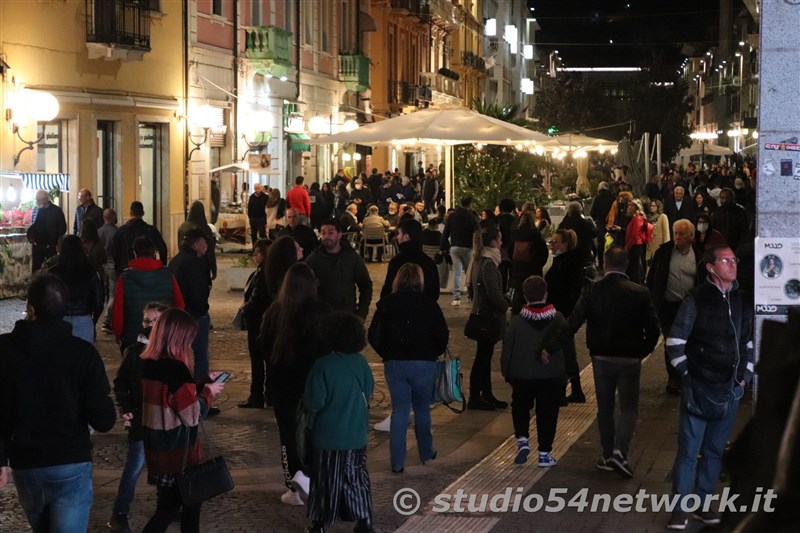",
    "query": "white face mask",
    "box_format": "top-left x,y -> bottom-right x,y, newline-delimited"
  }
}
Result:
735,184 -> 744,190
552,249 -> 563,257
697,223 -> 709,233
355,184 -> 363,190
